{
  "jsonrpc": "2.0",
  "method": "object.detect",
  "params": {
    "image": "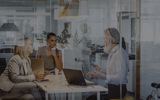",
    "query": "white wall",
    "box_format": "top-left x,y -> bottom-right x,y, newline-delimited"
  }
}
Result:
57,0 -> 119,46
57,0 -> 137,46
